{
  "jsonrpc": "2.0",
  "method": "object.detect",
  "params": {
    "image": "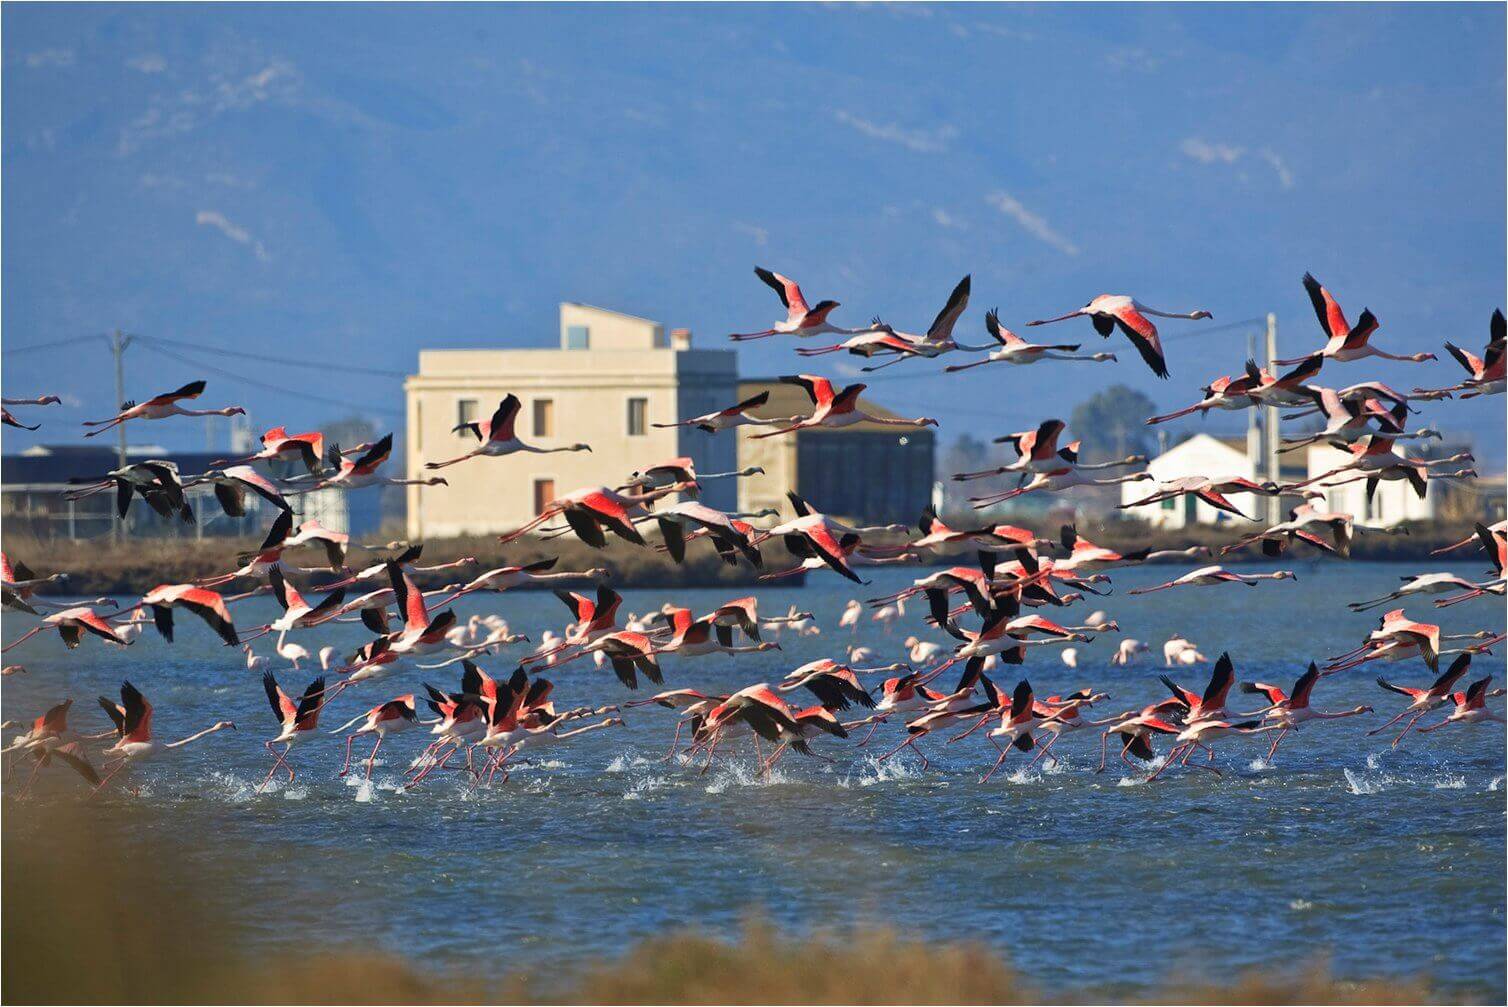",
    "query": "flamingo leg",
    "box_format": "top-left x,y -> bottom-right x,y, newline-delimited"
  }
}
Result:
365,735 -> 383,781
87,759 -> 129,800
1265,727 -> 1289,762
338,734 -> 357,777
979,738 -> 1010,784
1392,712 -> 1427,748
1148,745 -> 1184,781
1366,707 -> 1417,736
